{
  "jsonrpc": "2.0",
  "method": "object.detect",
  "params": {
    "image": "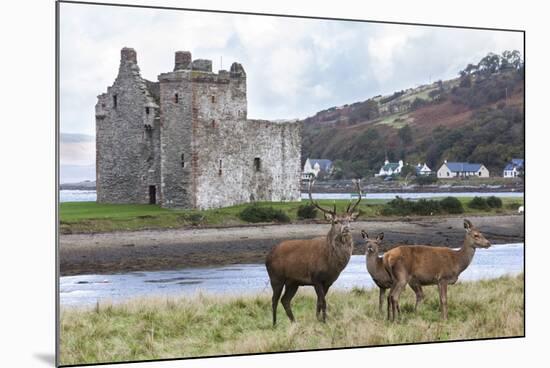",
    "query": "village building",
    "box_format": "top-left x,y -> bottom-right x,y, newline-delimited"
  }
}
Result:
302,159 -> 334,180
503,158 -> 524,178
415,163 -> 433,176
437,161 -> 490,178
375,159 -> 403,177
95,48 -> 302,209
